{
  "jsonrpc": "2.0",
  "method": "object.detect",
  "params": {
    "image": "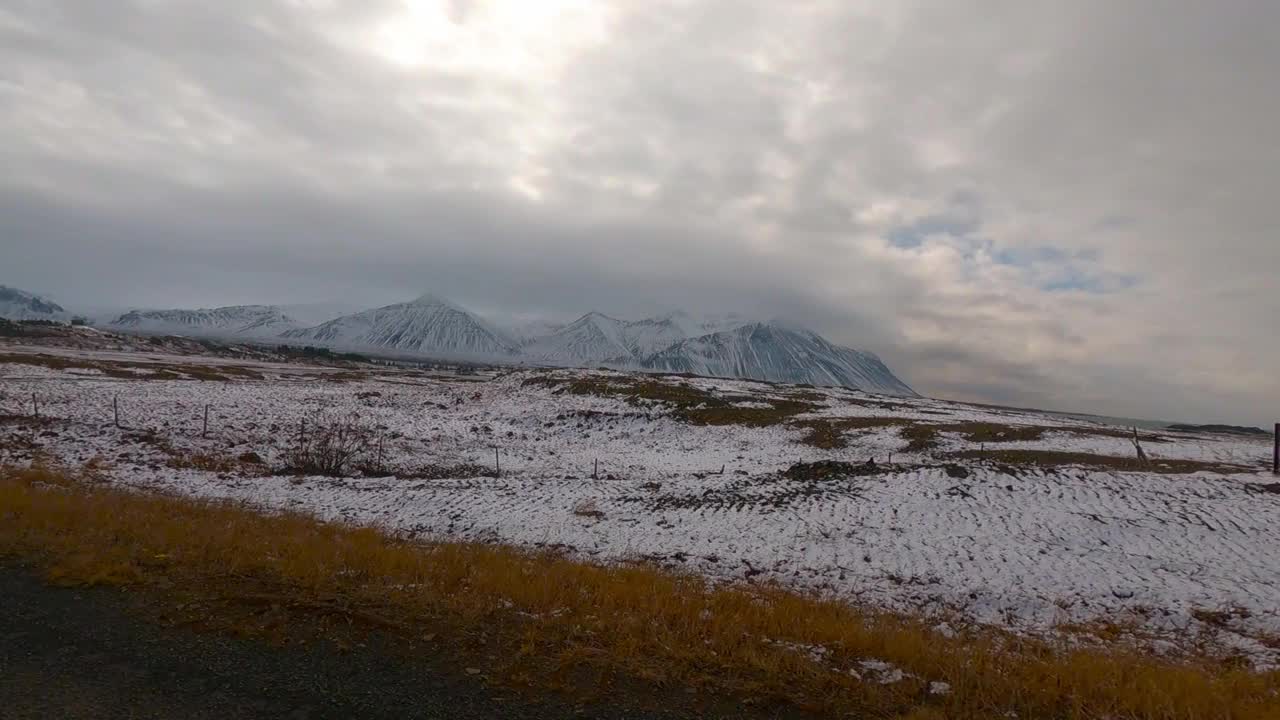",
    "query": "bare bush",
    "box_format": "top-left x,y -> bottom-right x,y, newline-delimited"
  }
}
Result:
282,413 -> 376,477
